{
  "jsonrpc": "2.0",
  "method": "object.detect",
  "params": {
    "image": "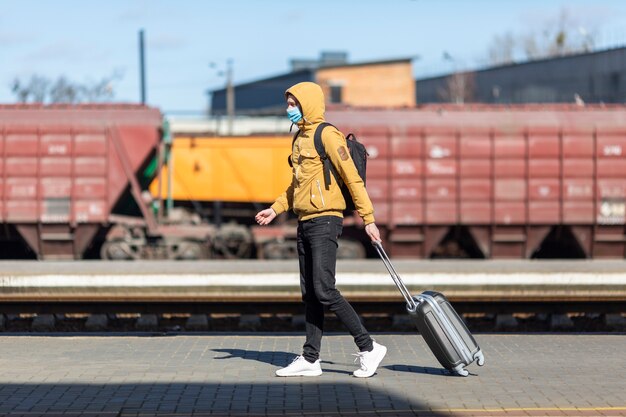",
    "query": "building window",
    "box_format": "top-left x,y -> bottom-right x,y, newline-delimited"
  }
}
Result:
330,85 -> 342,103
